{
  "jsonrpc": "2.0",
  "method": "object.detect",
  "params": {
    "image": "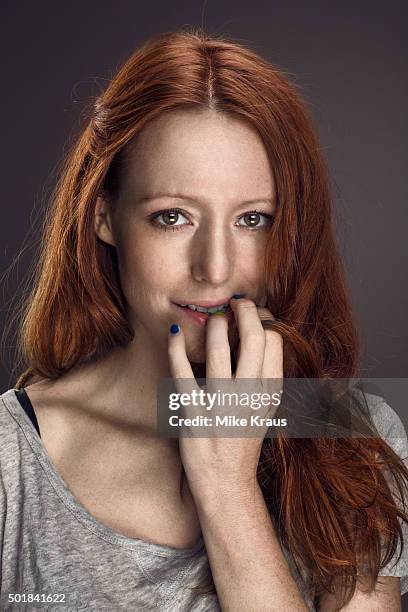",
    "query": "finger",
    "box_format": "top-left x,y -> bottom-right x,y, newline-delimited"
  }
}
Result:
262,328 -> 283,379
205,312 -> 232,379
263,329 -> 284,414
255,307 -> 283,378
229,297 -> 265,378
255,307 -> 283,415
168,324 -> 200,397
